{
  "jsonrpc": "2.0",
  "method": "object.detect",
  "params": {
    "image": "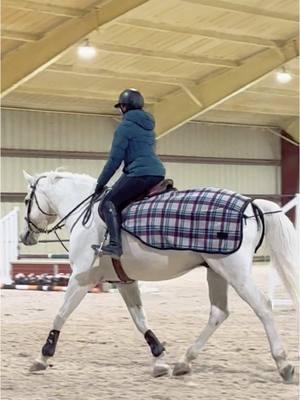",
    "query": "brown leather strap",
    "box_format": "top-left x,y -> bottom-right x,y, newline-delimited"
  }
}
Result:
111,259 -> 134,283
